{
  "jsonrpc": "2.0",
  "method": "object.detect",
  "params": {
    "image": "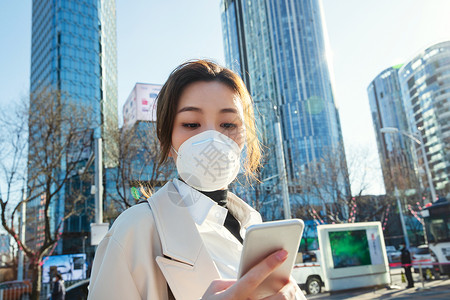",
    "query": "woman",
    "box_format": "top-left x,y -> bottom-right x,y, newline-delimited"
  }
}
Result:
88,60 -> 303,299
